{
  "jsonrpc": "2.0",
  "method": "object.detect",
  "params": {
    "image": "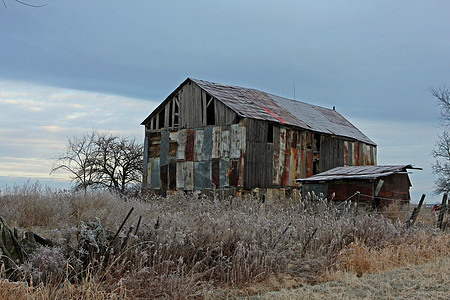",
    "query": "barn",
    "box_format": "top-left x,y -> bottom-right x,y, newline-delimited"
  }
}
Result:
141,78 -> 377,197
297,165 -> 421,207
